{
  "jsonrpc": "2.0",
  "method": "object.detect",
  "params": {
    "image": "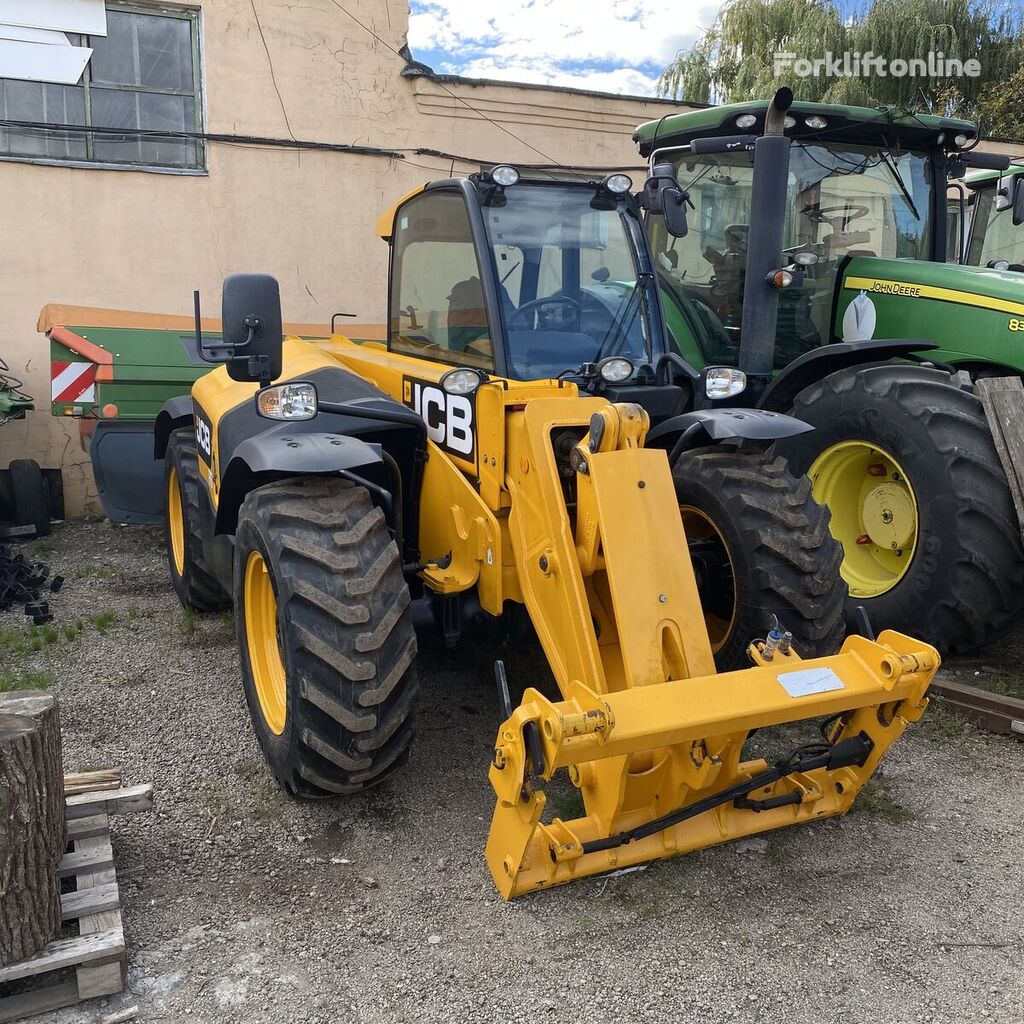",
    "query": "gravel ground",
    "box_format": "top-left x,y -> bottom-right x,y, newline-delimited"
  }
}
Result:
3,520 -> 1023,1024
